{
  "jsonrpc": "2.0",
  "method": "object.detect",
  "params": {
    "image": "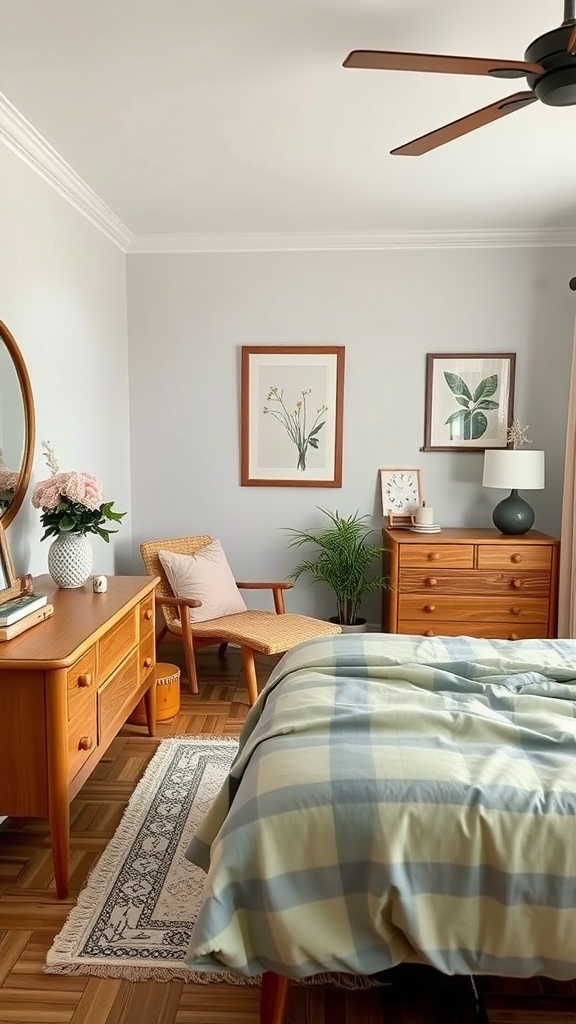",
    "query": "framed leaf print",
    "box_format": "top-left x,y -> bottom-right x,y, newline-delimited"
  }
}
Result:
422,352 -> 516,452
